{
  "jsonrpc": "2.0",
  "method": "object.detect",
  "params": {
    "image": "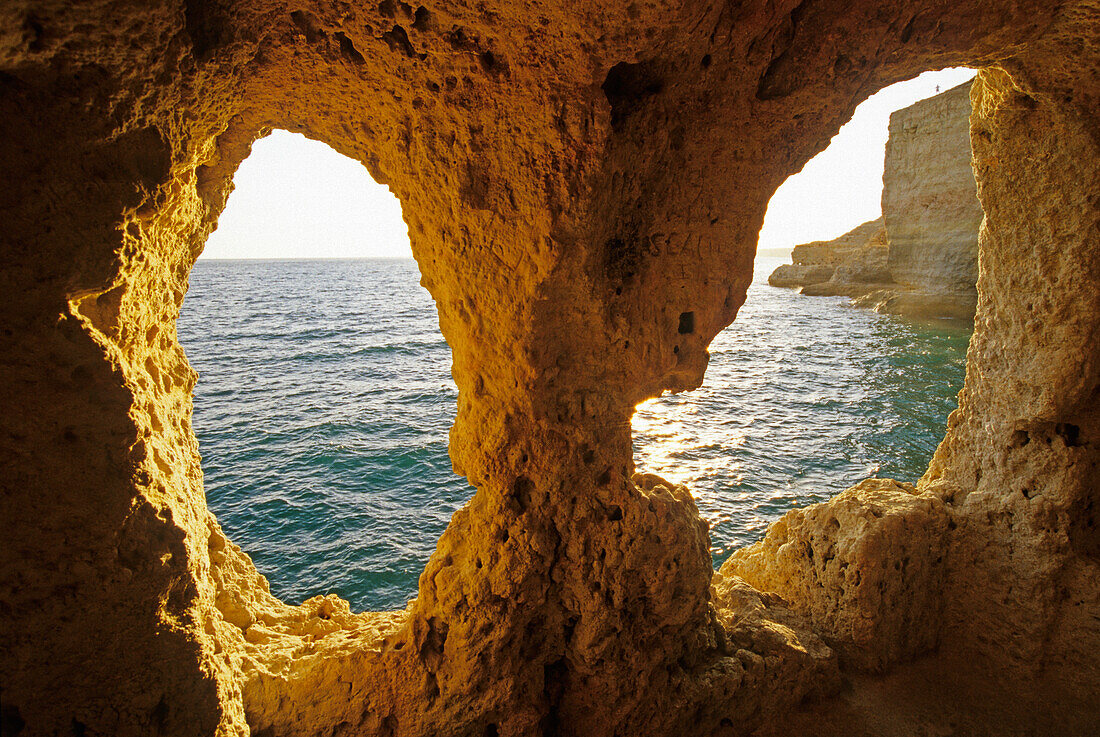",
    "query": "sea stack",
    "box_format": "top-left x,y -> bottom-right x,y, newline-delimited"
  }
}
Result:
769,81 -> 981,321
